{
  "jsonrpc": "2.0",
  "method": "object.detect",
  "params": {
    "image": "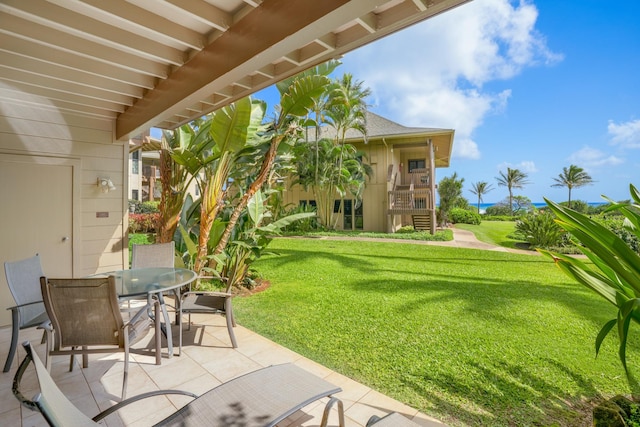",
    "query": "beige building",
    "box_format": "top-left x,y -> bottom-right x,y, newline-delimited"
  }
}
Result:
0,0 -> 469,327
283,111 -> 454,234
